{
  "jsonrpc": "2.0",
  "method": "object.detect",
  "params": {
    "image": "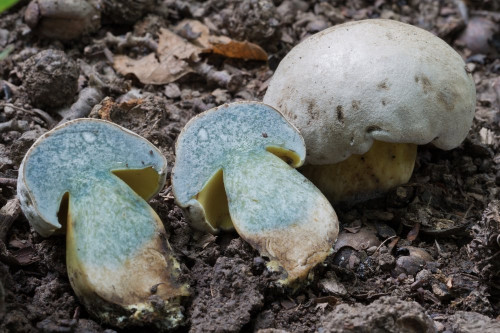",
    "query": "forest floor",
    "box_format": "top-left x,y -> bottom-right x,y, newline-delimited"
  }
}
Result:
1,0 -> 500,332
